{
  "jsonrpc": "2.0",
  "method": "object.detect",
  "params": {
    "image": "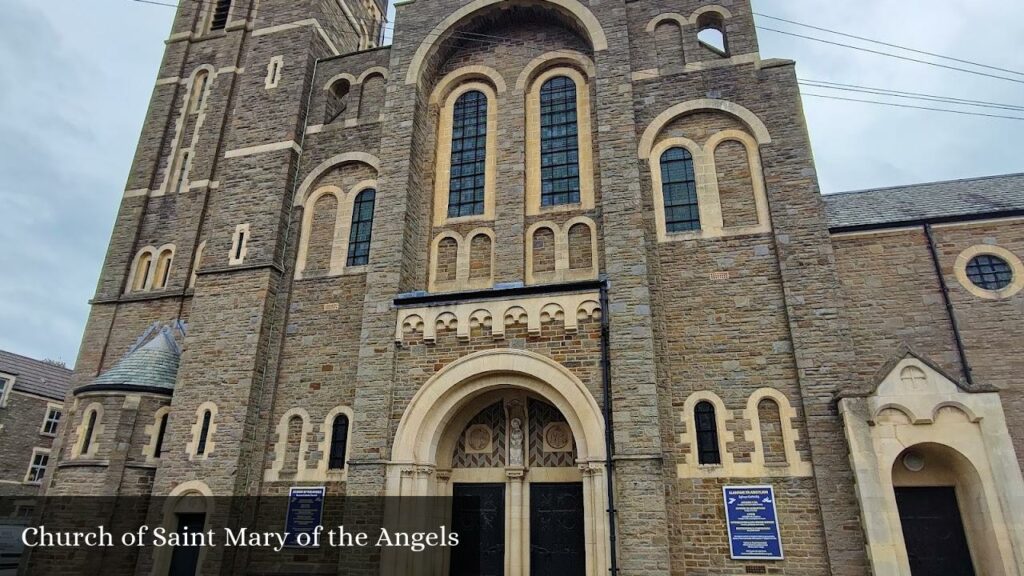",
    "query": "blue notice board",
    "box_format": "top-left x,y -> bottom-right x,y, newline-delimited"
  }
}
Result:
723,485 -> 783,560
285,486 -> 325,547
